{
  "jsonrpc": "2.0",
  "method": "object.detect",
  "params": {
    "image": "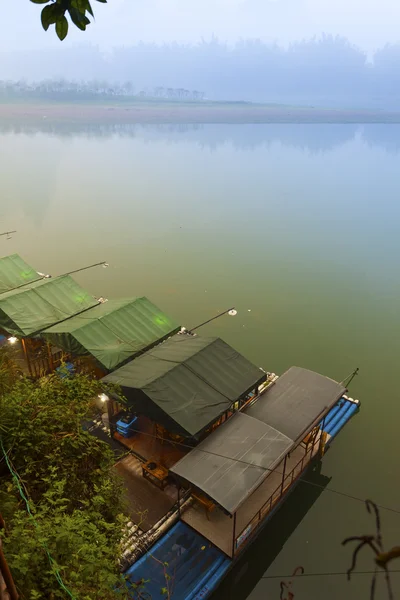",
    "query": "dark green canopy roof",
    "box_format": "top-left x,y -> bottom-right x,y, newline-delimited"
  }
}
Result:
103,334 -> 266,437
0,254 -> 41,294
0,275 -> 98,337
42,297 -> 180,372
